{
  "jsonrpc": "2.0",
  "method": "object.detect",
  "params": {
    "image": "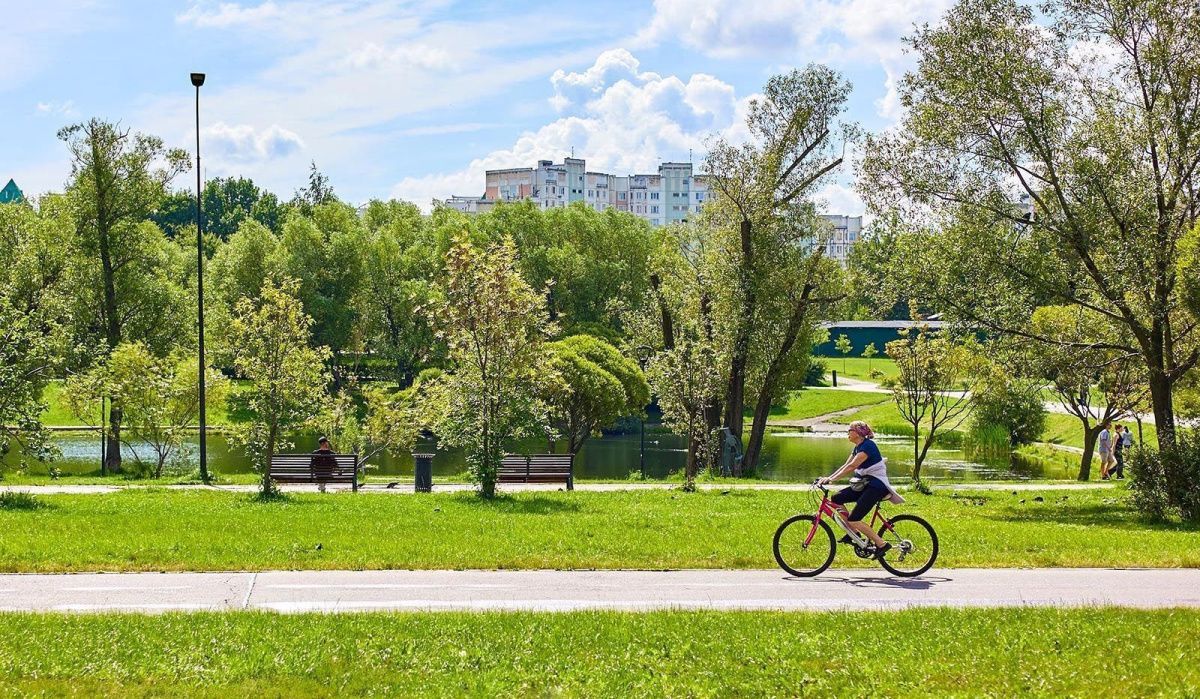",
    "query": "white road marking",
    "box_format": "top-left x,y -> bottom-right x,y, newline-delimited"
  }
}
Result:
52,603 -> 221,611
60,586 -> 192,592
265,583 -> 519,590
